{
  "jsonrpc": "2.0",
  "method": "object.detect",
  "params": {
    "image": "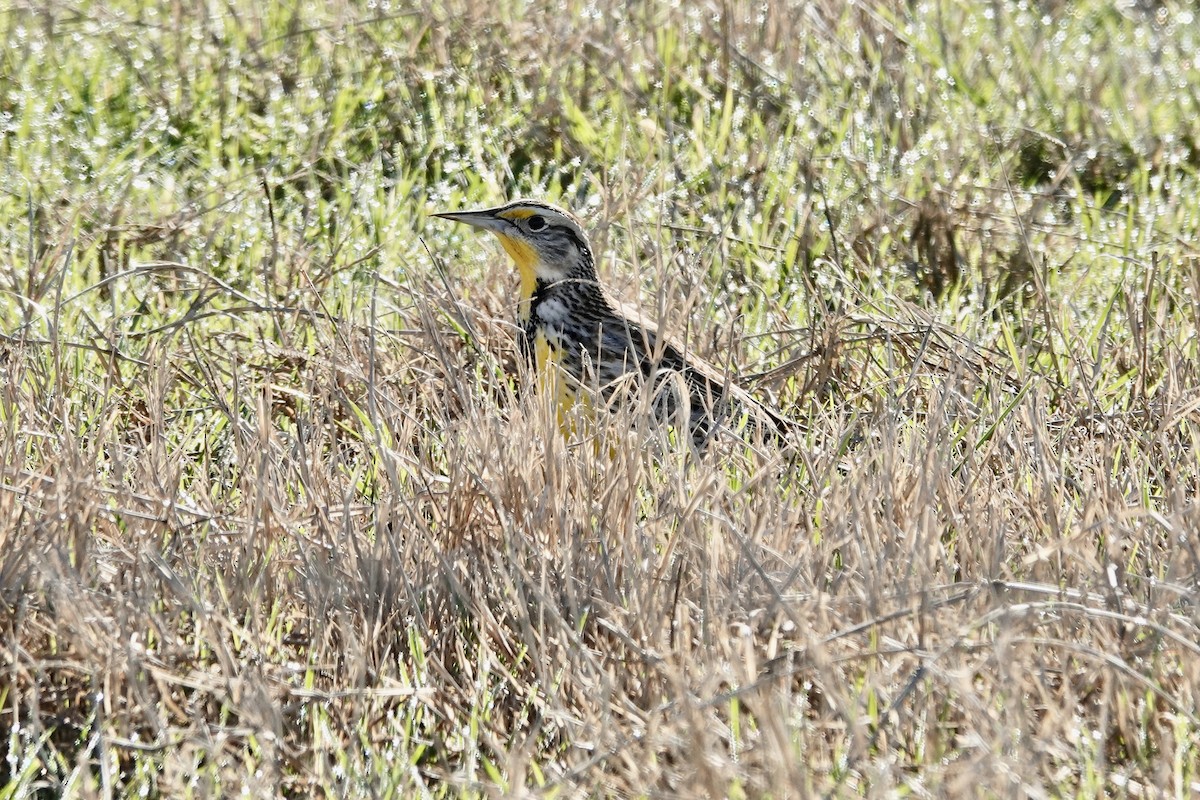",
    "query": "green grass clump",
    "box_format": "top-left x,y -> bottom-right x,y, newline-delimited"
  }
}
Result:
2,0 -> 1199,796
